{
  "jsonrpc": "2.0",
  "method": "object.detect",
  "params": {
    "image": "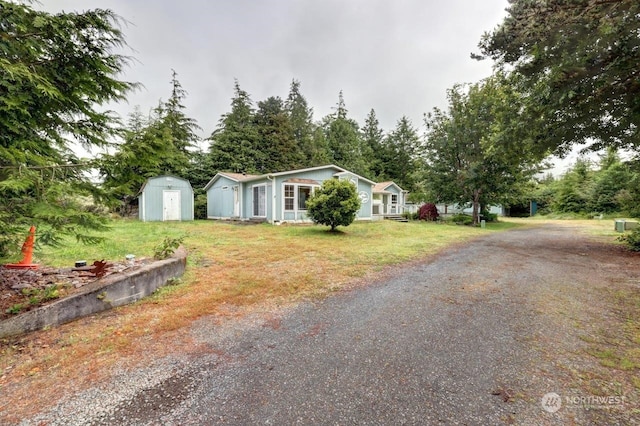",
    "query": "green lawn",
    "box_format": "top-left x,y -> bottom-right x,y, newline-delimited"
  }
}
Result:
34,218 -> 520,268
